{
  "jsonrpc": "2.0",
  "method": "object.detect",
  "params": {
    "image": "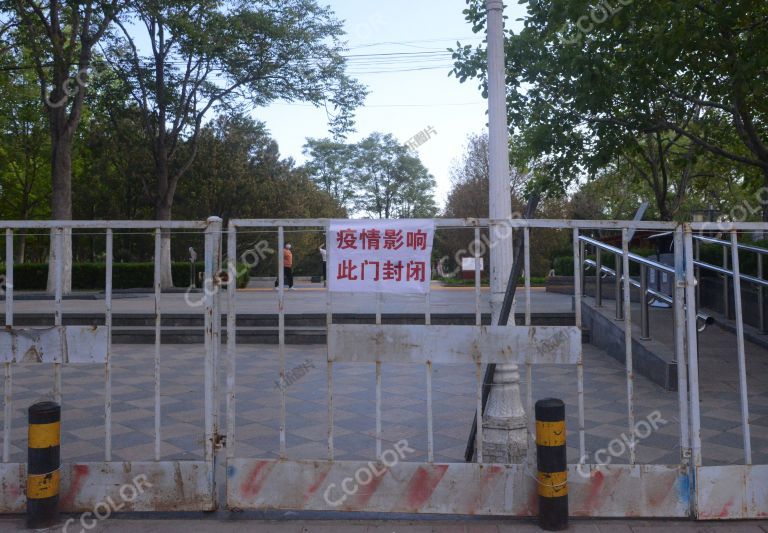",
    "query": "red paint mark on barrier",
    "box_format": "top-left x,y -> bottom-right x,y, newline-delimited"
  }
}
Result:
240,461 -> 275,500
304,463 -> 332,504
646,475 -> 674,509
468,465 -> 504,515
582,469 -> 605,513
718,497 -> 735,519
526,479 -> 539,516
60,464 -> 89,508
399,464 -> 449,512
346,467 -> 388,510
